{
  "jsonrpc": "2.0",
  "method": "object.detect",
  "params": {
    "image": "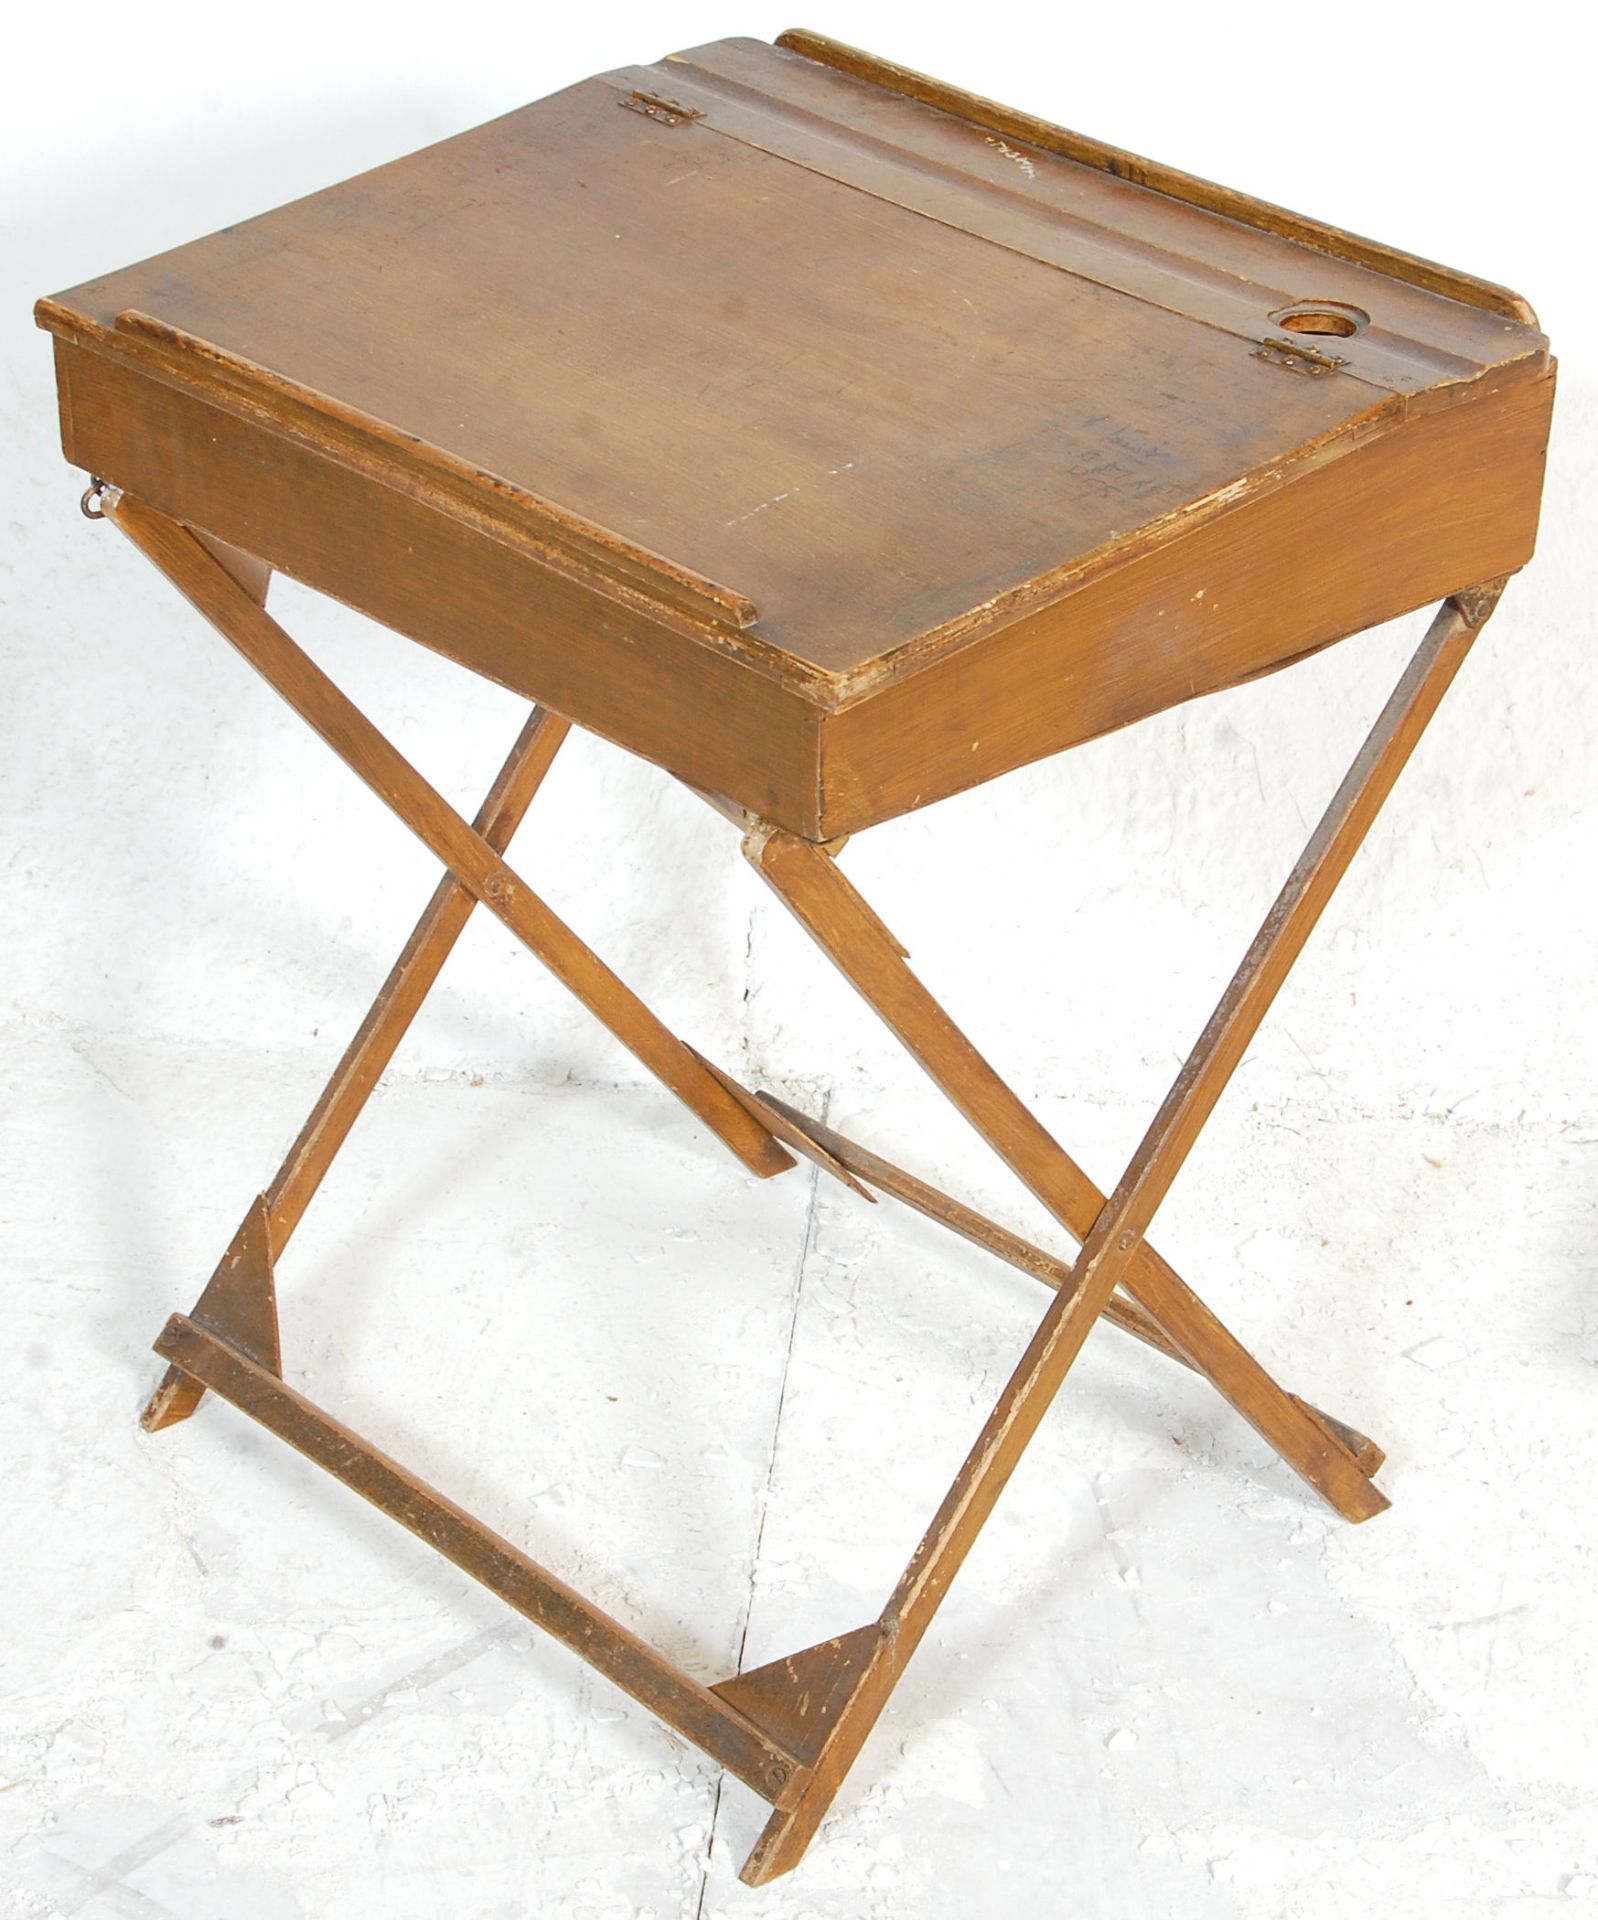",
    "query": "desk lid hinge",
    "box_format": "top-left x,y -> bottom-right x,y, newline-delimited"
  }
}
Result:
1254,335 -> 1349,377
618,89 -> 702,127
